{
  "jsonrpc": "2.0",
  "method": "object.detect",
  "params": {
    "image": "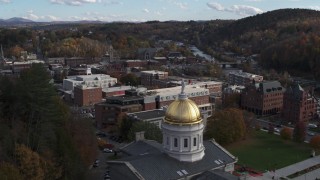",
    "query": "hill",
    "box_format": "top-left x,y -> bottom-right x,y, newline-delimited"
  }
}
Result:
197,8 -> 320,79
